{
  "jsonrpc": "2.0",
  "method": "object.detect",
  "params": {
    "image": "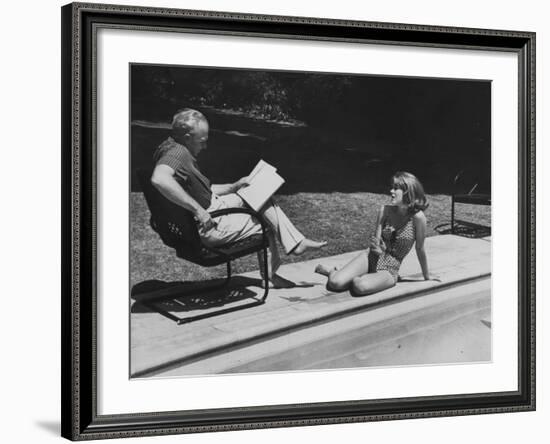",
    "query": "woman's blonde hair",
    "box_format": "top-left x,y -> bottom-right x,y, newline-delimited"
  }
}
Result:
392,171 -> 428,214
